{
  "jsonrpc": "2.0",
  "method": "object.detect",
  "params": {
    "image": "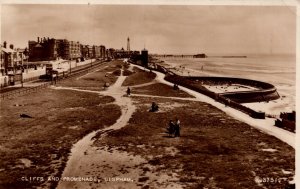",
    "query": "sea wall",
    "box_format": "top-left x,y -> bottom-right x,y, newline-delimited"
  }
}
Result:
186,77 -> 280,103
133,61 -> 280,119
187,76 -> 275,89
164,74 -> 267,119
